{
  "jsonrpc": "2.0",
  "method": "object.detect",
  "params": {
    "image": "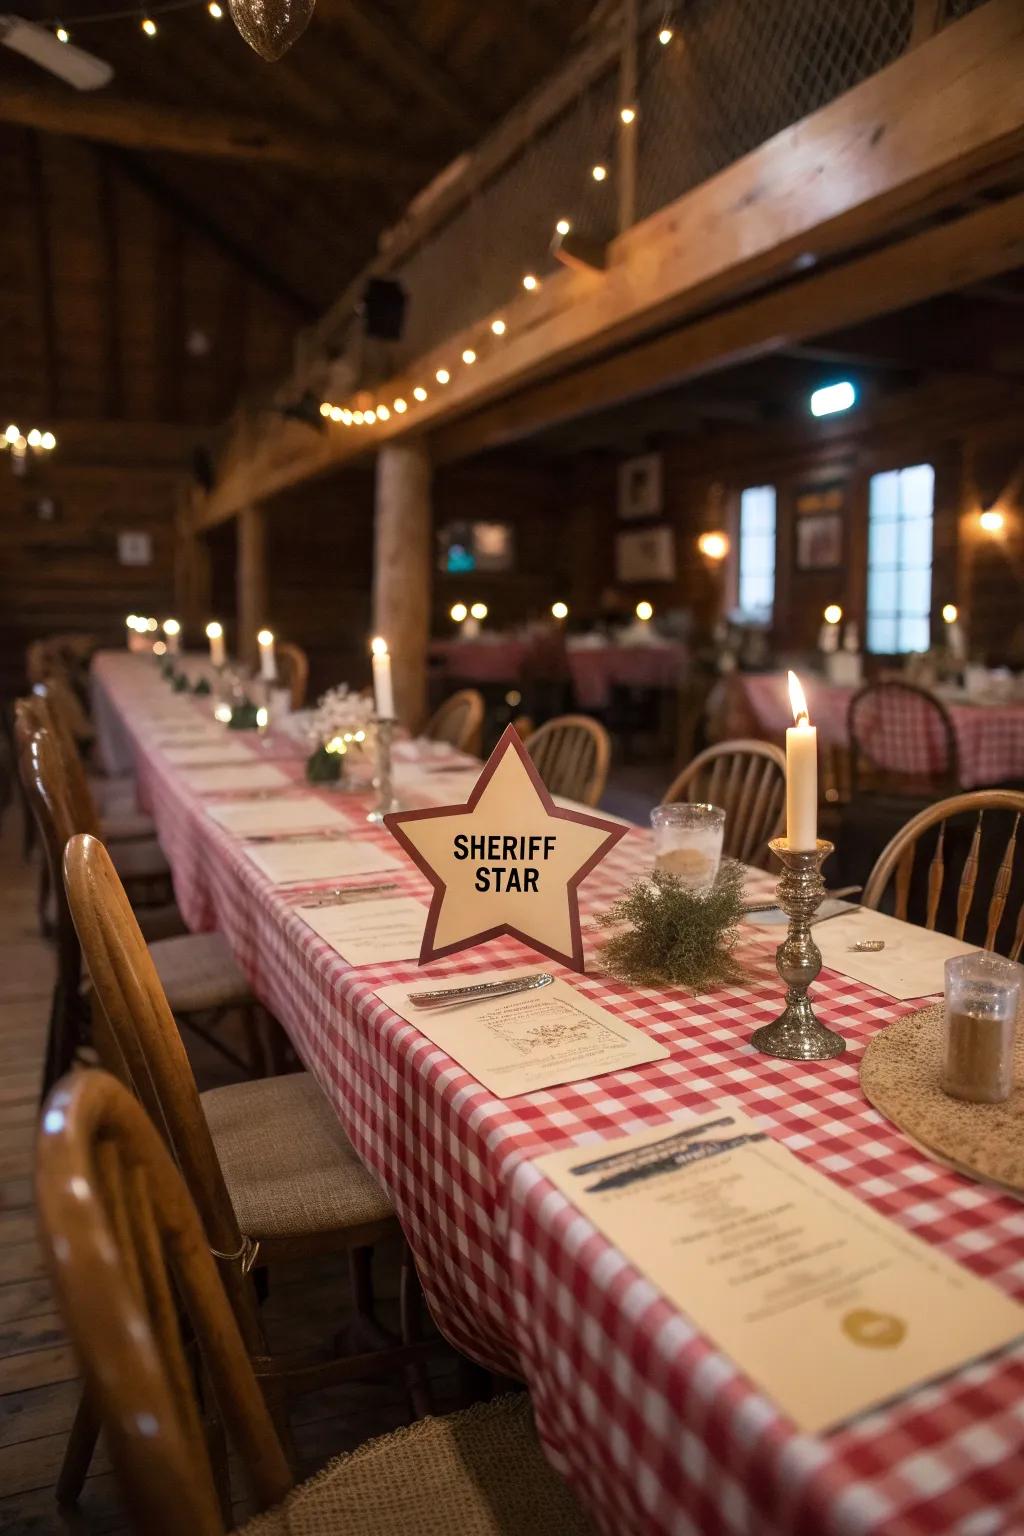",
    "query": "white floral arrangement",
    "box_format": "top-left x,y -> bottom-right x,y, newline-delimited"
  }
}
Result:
308,685 -> 375,757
